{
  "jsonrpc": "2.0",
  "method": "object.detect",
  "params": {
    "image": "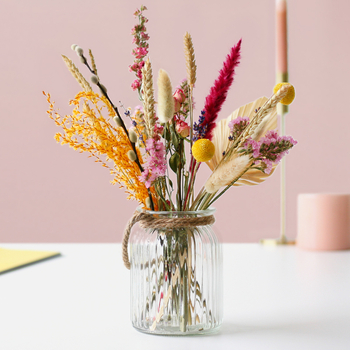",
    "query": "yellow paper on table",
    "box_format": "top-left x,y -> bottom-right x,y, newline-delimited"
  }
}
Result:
0,248 -> 60,274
